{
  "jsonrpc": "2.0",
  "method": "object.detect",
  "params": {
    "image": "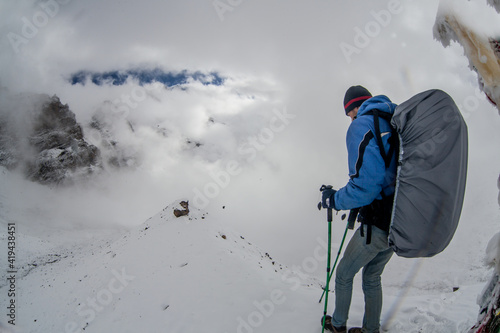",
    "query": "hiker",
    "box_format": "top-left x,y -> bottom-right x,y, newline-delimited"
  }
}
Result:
321,85 -> 398,333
